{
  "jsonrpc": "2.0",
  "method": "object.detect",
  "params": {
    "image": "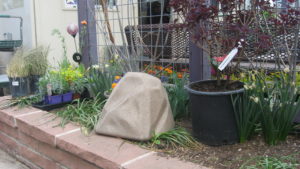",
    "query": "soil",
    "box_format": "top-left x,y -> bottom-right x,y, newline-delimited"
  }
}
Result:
159,120 -> 300,169
190,80 -> 244,92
